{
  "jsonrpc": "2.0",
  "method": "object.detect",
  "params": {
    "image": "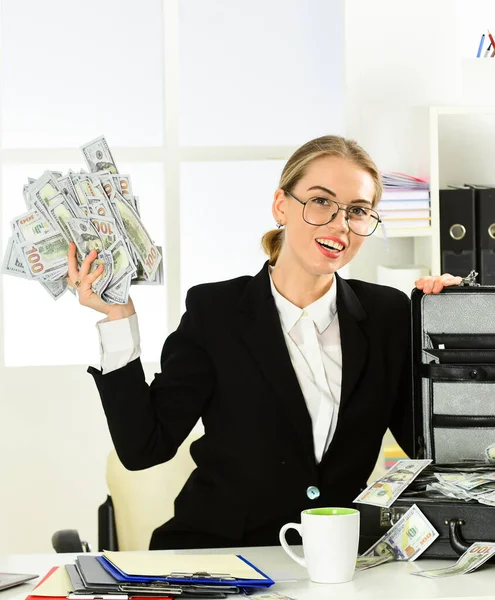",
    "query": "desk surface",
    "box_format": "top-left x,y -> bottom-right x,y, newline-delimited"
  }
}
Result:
1,546 -> 495,600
